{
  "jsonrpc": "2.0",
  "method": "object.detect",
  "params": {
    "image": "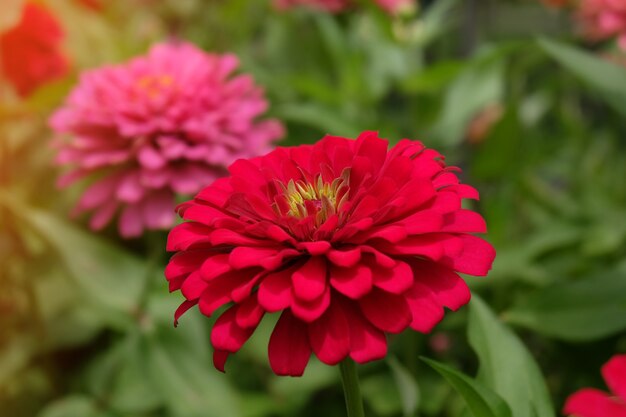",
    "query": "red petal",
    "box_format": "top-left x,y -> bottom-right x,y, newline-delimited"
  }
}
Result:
603,355 -> 626,402
180,271 -> 208,300
398,210 -> 444,235
198,271 -> 248,317
229,246 -> 279,269
377,235 -> 447,260
411,260 -> 471,310
200,254 -> 232,281
292,257 -> 328,302
213,349 -> 229,373
342,301 -> 388,363
174,300 -> 197,326
165,250 -> 210,281
440,210 -> 487,234
359,289 -> 411,334
211,306 -> 255,352
268,311 -> 312,376
329,264 -> 373,299
258,268 -> 293,312
297,241 -> 331,255
405,283 -> 445,333
442,235 -> 496,276
308,302 -> 350,365
291,285 -> 331,322
327,247 -> 362,267
372,260 -> 413,294
209,229 -> 266,246
166,222 -> 212,251
235,296 -> 265,328
563,389 -> 626,417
